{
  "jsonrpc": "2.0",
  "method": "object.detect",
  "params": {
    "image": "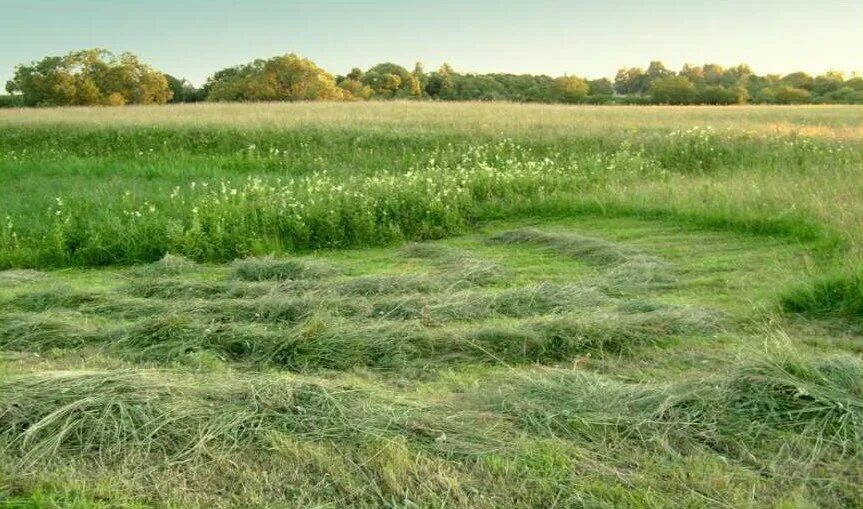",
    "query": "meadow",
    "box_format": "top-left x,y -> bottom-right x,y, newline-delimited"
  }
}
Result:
1,102 -> 862,508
